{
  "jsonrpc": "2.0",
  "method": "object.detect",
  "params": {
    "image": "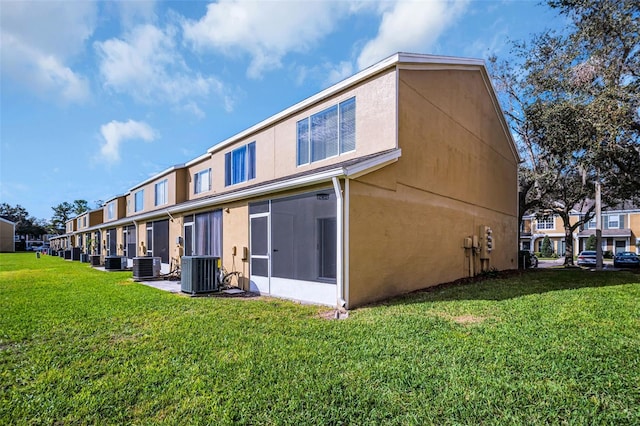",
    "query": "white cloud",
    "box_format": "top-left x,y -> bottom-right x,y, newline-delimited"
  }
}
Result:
0,1 -> 96,103
182,0 -> 351,79
325,61 -> 355,86
95,23 -> 228,115
98,120 -> 157,164
357,0 -> 469,70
